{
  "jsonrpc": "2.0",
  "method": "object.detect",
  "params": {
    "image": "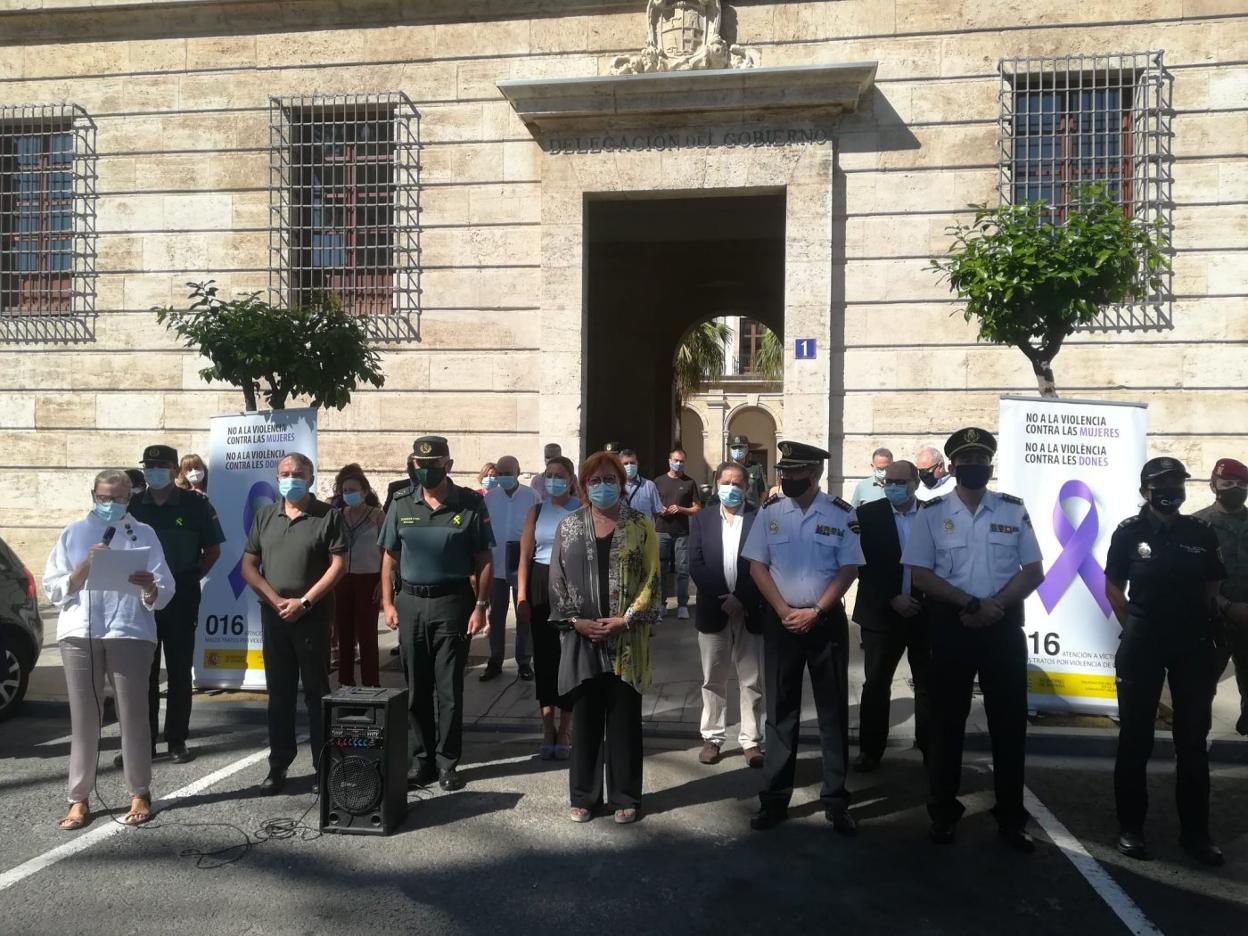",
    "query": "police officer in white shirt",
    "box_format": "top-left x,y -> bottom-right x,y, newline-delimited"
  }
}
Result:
742,441 -> 864,835
902,428 -> 1044,852
914,444 -> 956,503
